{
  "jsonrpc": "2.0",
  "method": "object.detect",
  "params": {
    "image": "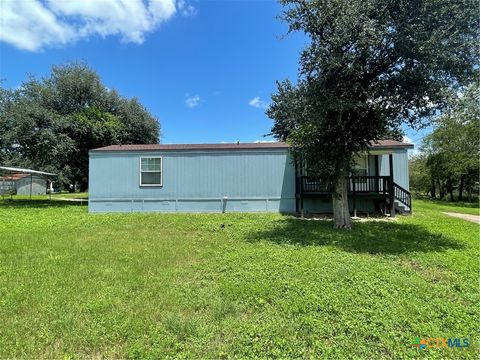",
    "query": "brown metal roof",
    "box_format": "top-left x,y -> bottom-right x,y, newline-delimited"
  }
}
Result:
368,140 -> 414,149
90,142 -> 290,152
90,140 -> 413,152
